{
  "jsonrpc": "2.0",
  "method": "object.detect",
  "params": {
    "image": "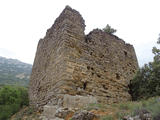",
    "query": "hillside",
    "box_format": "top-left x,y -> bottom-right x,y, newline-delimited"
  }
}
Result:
0,56 -> 32,86
11,97 -> 160,120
